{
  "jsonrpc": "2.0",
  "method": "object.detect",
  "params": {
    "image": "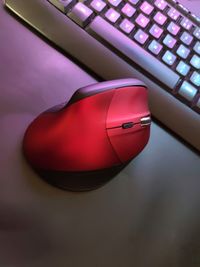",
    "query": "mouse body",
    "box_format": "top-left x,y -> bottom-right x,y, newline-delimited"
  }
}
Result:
23,79 -> 151,190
